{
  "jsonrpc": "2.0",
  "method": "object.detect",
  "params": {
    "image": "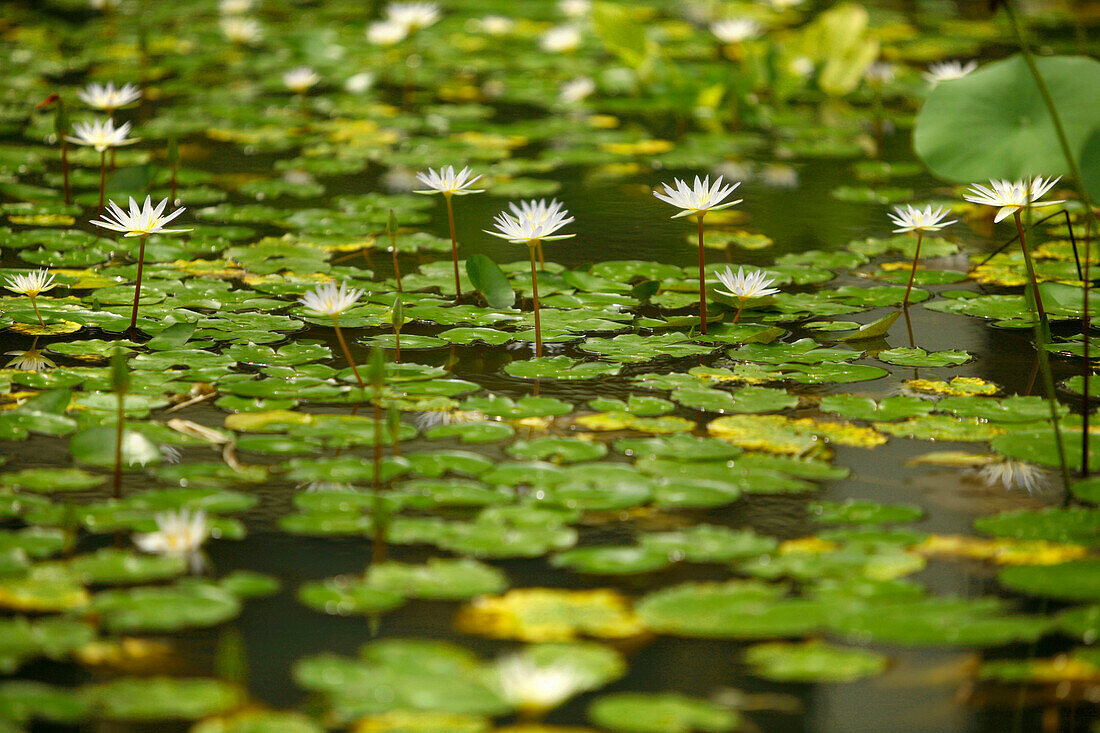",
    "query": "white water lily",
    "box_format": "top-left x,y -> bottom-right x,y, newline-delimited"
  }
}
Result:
222,16 -> 263,44
219,0 -> 254,13
714,266 -> 780,300
298,281 -> 365,316
134,509 -> 210,557
5,269 -> 56,298
541,25 -> 581,53
654,175 -> 742,218
66,118 -> 138,153
888,204 -> 956,233
77,81 -> 141,111
385,1 -> 440,31
283,66 -> 320,94
90,196 -> 190,237
923,60 -> 978,84
864,62 -> 896,85
559,77 -> 595,105
963,176 -> 1064,223
486,199 -> 575,244
477,15 -> 514,35
413,166 -> 485,196
496,655 -> 588,713
367,19 -> 409,45
711,18 -> 762,43
558,0 -> 590,17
